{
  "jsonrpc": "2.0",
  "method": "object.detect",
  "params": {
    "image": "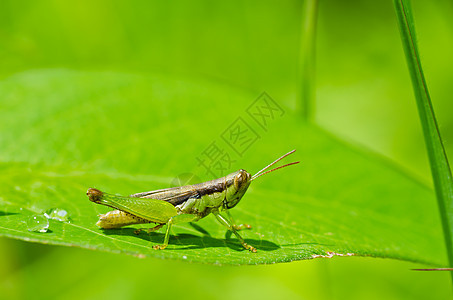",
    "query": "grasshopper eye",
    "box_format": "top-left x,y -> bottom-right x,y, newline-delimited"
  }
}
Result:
234,170 -> 249,190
